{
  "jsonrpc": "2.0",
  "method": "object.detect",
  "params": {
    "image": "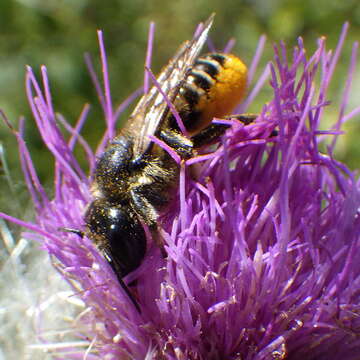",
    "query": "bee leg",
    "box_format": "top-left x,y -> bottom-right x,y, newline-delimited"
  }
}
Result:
159,129 -> 193,159
191,123 -> 230,148
229,114 -> 277,136
191,113 -> 258,148
129,187 -> 168,257
226,113 -> 258,125
151,228 -> 168,258
160,114 -> 259,154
